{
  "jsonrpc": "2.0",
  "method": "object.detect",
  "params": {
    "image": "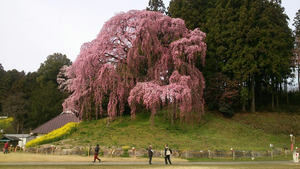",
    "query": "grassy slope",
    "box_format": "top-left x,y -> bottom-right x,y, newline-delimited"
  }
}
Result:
56,111 -> 300,151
